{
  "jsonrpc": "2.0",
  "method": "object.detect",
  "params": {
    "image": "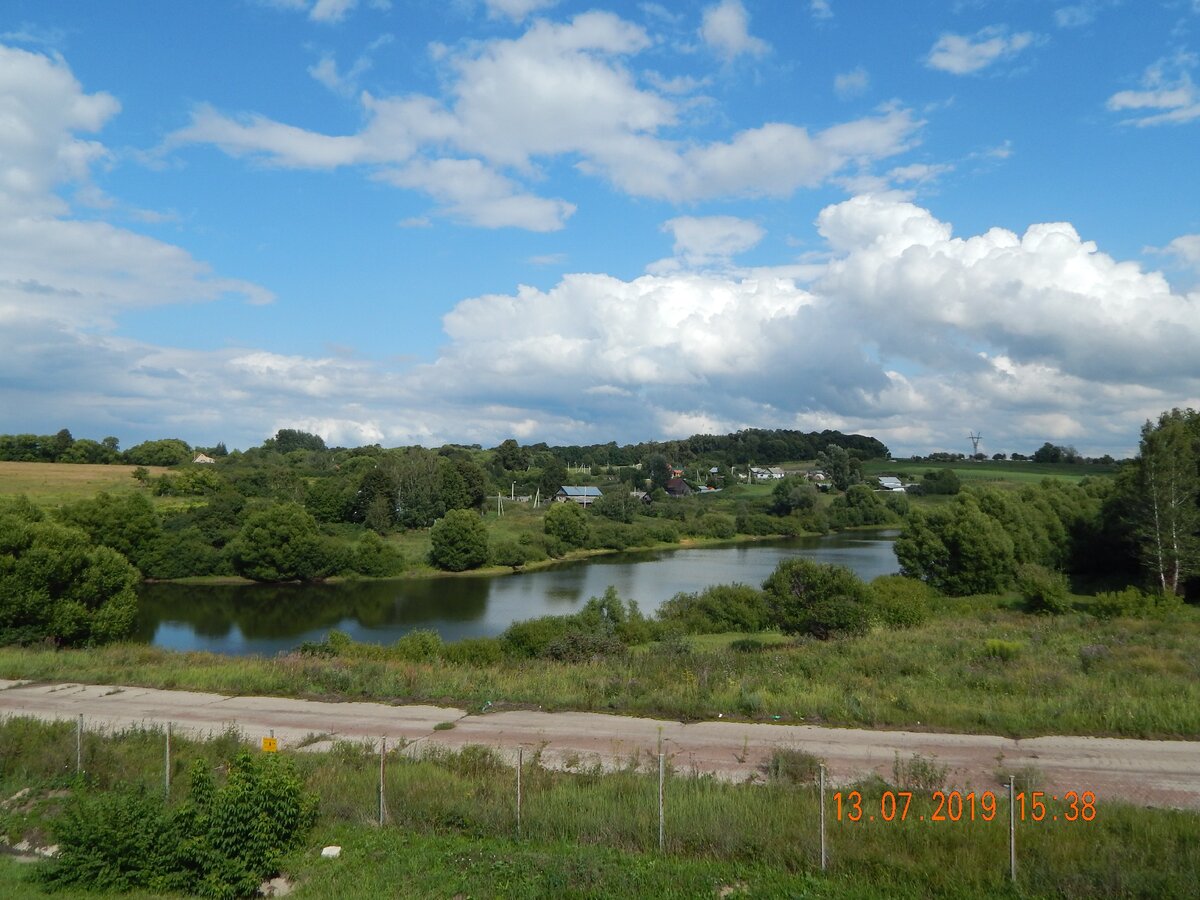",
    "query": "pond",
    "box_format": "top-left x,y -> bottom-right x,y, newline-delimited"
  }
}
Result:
136,530 -> 899,656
